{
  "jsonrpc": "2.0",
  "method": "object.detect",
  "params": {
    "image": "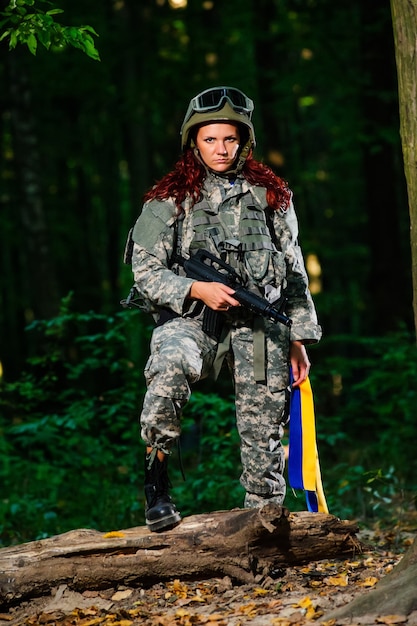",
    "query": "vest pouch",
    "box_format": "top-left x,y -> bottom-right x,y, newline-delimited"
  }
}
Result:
265,322 -> 290,393
270,249 -> 286,285
267,362 -> 290,394
244,249 -> 271,283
